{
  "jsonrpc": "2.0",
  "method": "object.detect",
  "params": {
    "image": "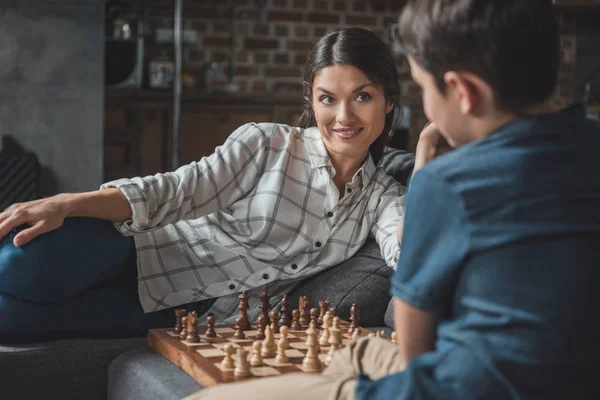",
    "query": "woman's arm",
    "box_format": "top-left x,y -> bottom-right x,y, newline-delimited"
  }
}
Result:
393,297 -> 438,367
102,123 -> 270,234
0,188 -> 131,247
